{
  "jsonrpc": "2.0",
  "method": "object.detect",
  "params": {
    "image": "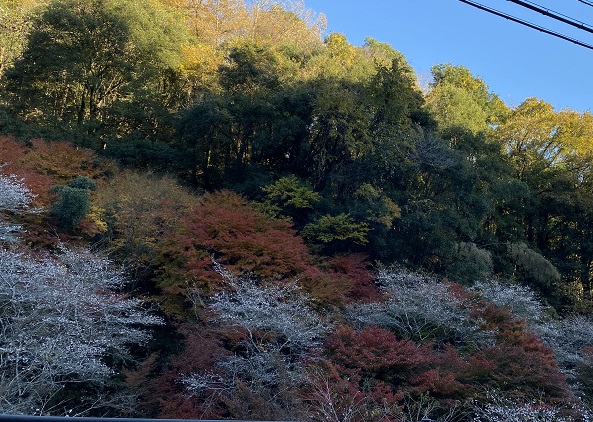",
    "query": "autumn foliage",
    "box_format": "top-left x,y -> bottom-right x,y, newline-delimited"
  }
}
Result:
5,0 -> 593,417
159,190 -> 311,285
